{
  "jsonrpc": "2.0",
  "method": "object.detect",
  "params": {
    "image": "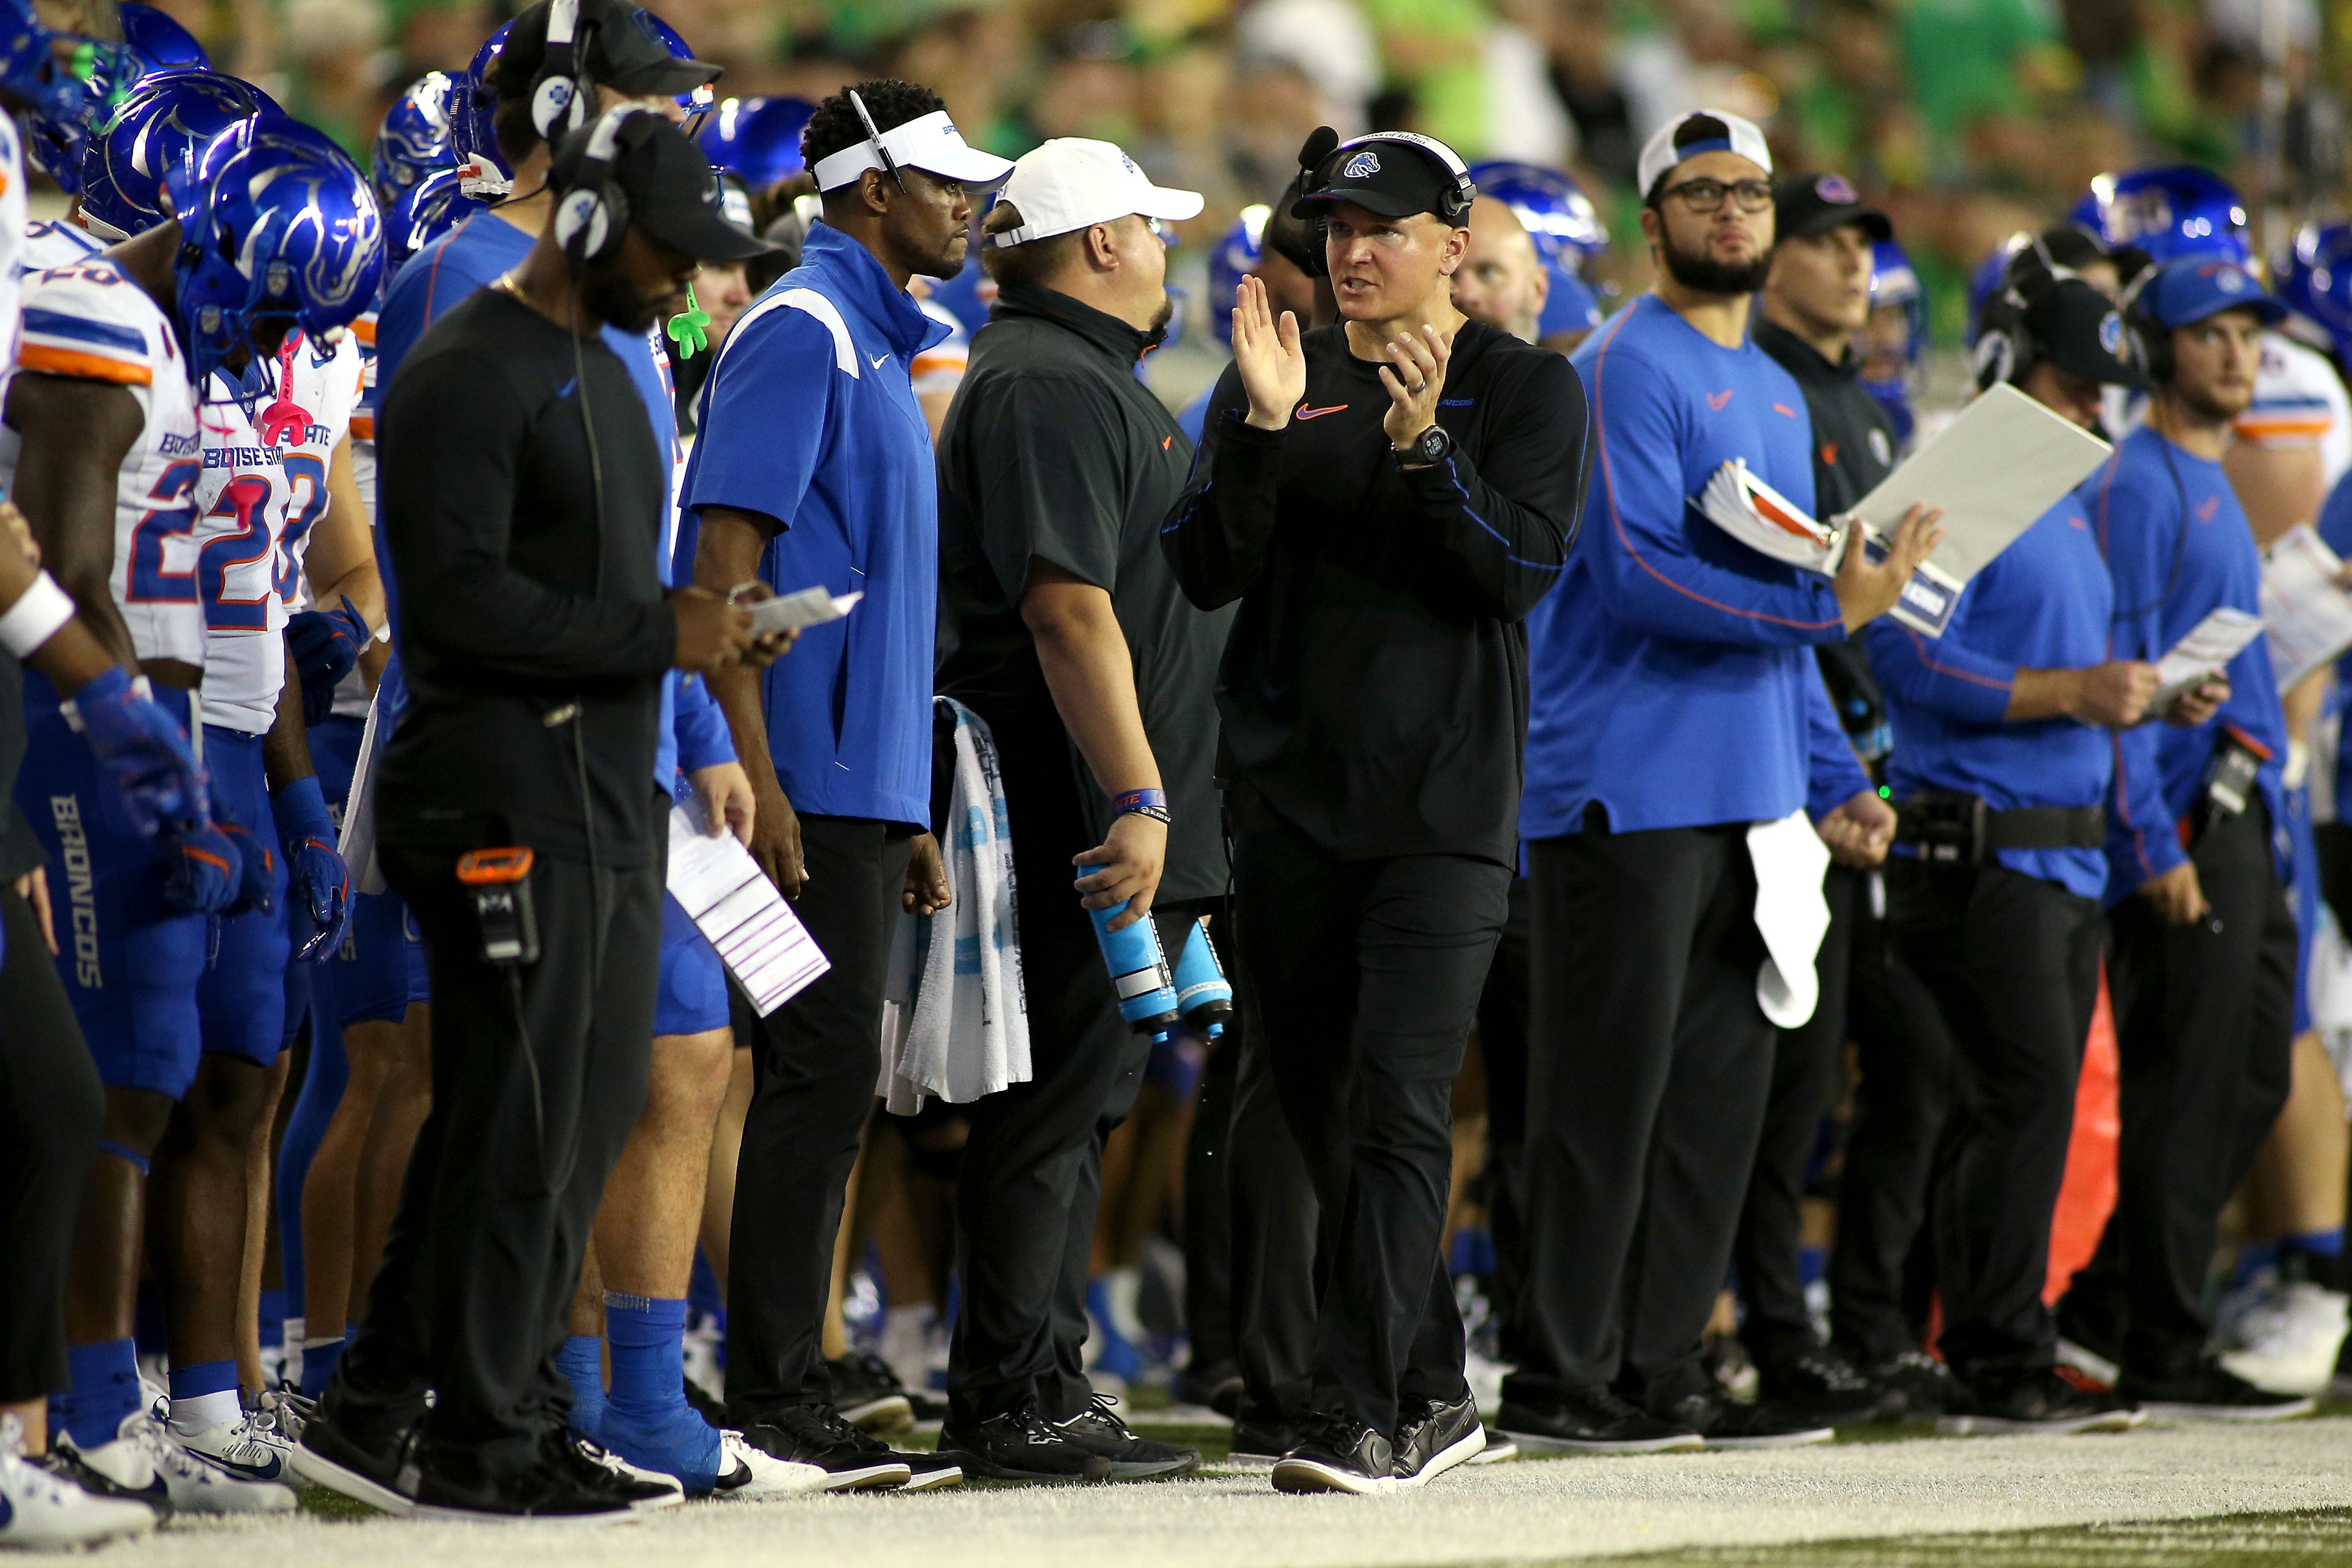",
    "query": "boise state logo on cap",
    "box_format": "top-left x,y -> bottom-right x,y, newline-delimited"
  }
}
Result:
2099,309 -> 2125,356
2215,265 -> 2248,293
1815,173 -> 1857,203
1343,149 -> 1381,179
